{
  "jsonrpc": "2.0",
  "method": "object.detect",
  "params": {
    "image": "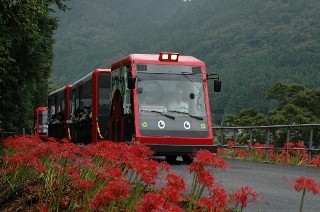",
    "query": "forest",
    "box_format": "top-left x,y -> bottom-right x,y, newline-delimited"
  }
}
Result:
52,0 -> 320,124
1,0 -> 320,132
